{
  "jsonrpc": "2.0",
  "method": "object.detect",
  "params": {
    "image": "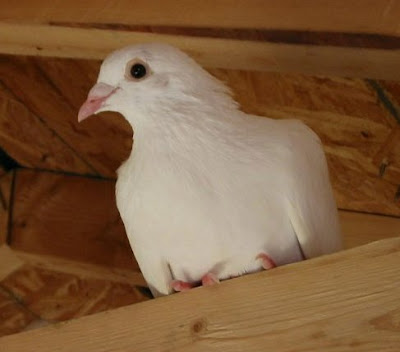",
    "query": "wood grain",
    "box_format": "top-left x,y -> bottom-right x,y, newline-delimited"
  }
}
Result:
0,245 -> 24,281
1,238 -> 400,352
340,211 -> 400,248
0,55 -> 132,178
1,0 -> 400,35
9,169 -> 138,271
15,250 -> 146,287
0,171 -> 13,245
0,285 -> 35,337
1,263 -> 148,326
210,70 -> 400,216
1,22 -> 400,80
0,86 -> 93,174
